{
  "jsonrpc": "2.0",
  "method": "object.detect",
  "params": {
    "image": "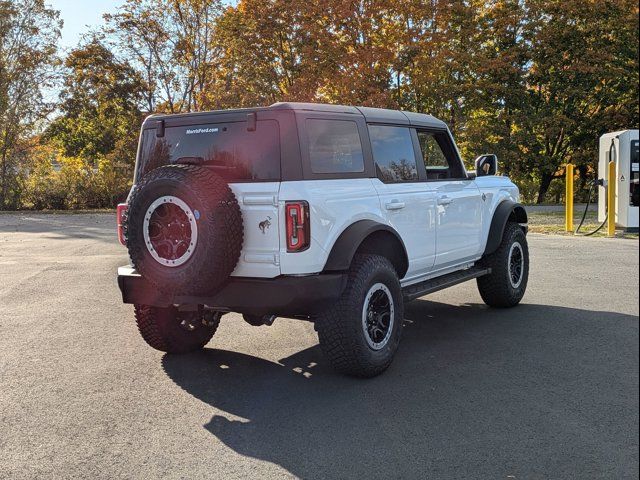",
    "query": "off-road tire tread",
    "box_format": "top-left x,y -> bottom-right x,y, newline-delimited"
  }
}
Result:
125,165 -> 243,295
477,222 -> 529,308
315,255 -> 403,378
134,305 -> 219,354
